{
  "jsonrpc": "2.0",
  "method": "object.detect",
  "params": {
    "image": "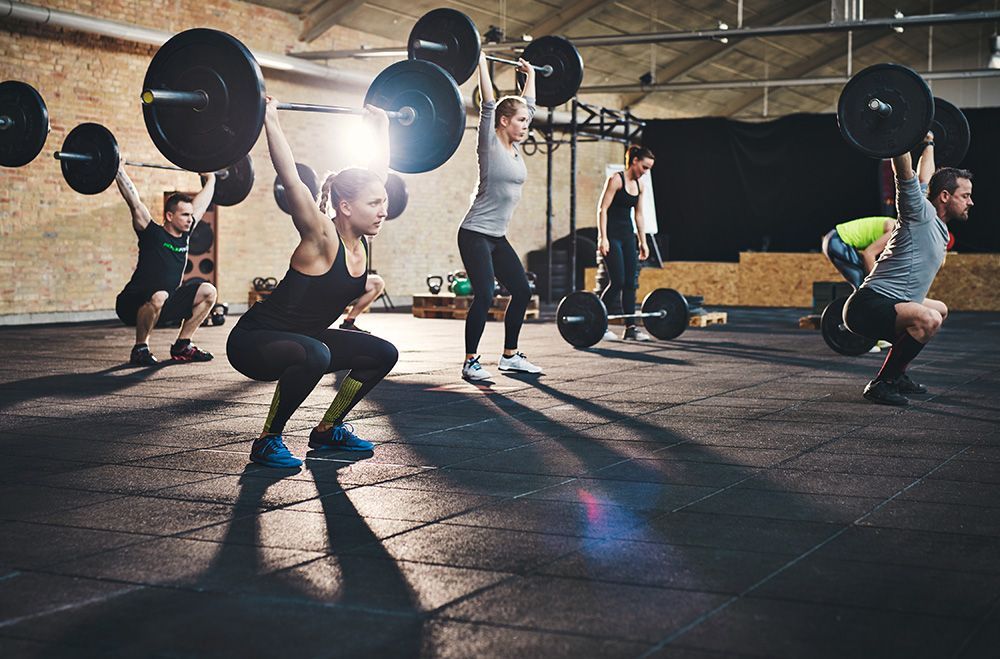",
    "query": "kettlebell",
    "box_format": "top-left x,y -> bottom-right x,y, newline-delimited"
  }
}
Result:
448,271 -> 472,296
426,275 -> 444,295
